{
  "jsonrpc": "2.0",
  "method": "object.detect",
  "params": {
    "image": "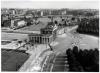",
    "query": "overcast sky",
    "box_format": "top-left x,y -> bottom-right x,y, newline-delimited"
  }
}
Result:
1,0 -> 99,9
